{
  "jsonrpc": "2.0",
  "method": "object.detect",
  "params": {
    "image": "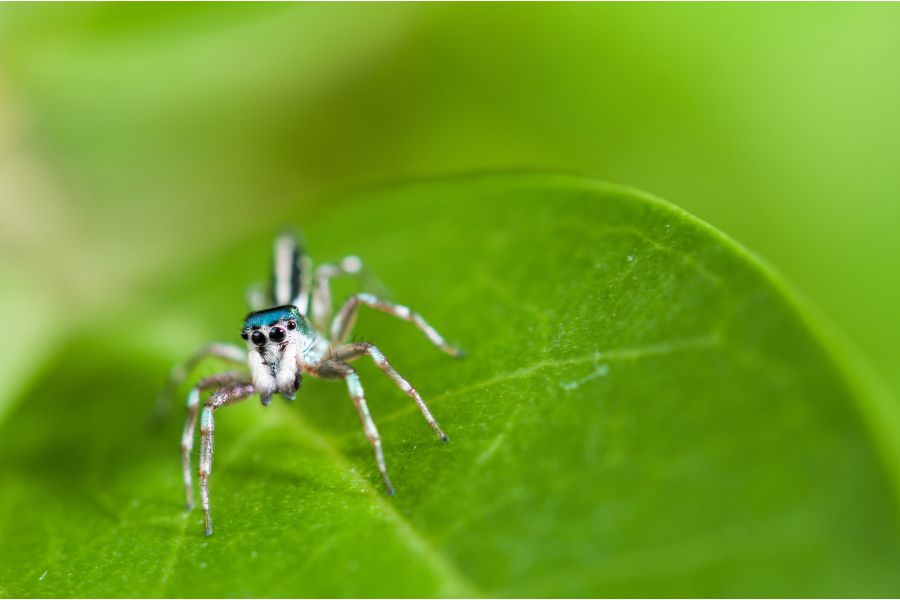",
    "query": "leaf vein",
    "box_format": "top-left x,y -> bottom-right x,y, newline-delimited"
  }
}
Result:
277,408 -> 484,598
